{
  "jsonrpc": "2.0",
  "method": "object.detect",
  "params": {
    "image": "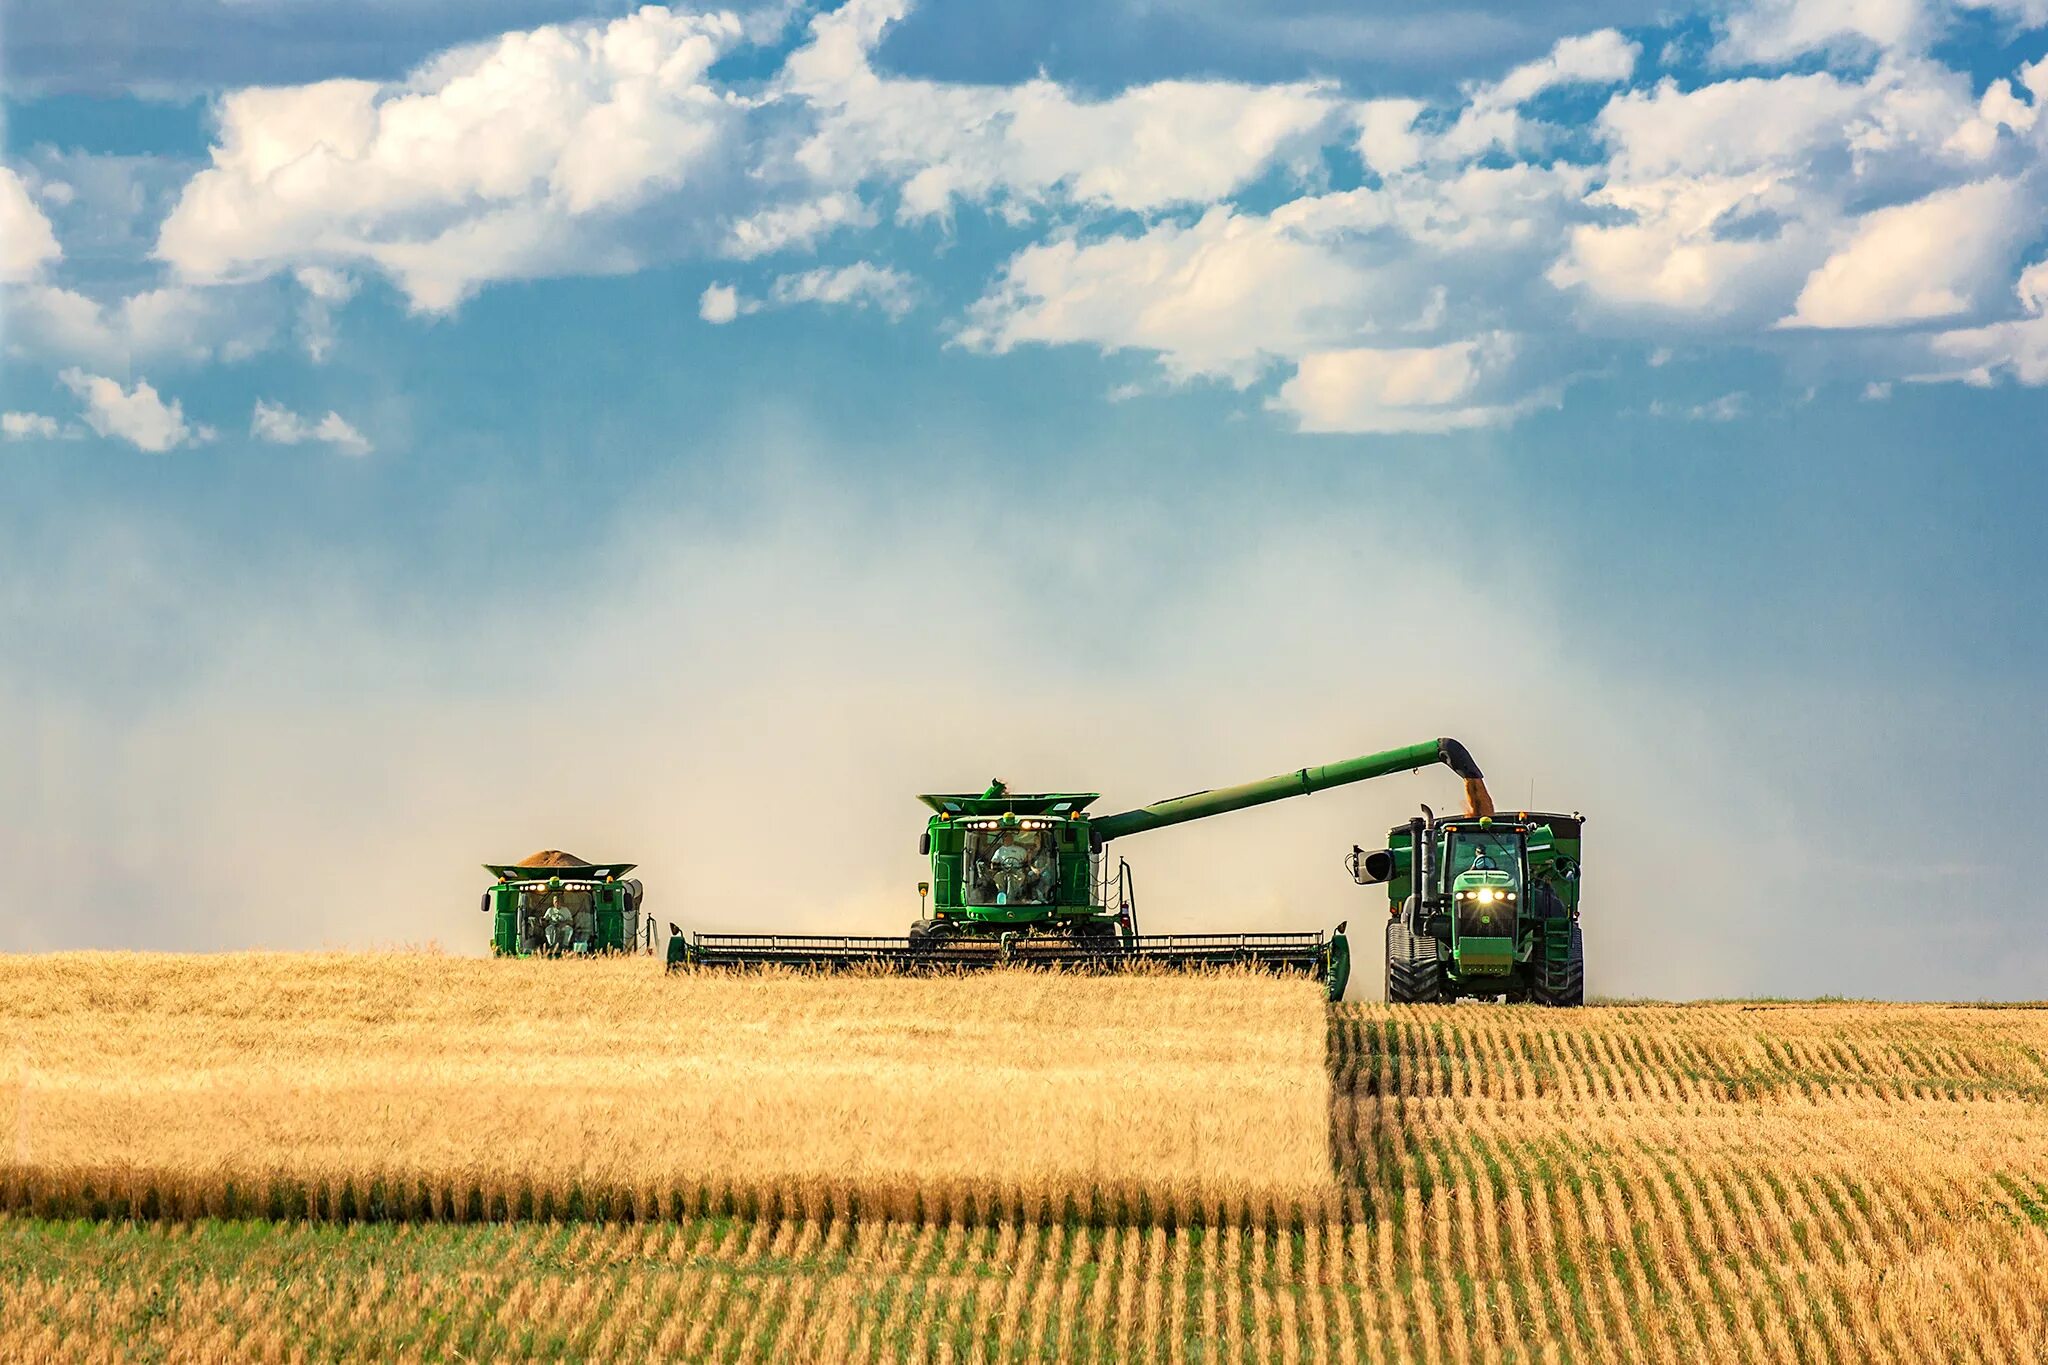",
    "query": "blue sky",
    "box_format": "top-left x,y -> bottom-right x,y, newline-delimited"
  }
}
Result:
3,0 -> 2045,997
